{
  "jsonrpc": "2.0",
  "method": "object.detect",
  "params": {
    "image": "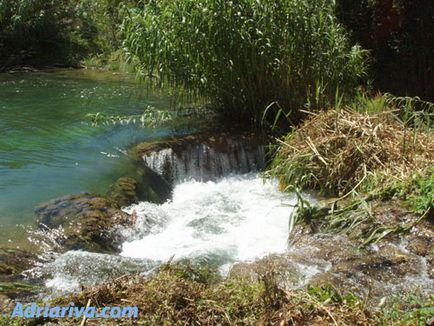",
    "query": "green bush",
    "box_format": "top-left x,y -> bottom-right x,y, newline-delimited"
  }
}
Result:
0,0 -> 77,67
122,0 -> 368,124
0,0 -> 136,70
